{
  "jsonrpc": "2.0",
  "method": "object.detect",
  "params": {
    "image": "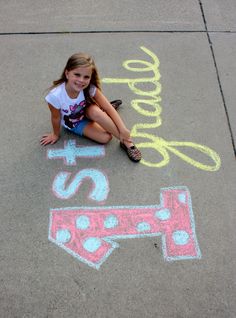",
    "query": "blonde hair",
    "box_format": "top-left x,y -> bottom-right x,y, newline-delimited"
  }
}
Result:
48,53 -> 101,103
